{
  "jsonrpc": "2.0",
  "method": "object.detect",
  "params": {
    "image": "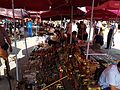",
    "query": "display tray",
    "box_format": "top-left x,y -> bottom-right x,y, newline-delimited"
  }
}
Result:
91,54 -> 118,64
82,46 -> 118,64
